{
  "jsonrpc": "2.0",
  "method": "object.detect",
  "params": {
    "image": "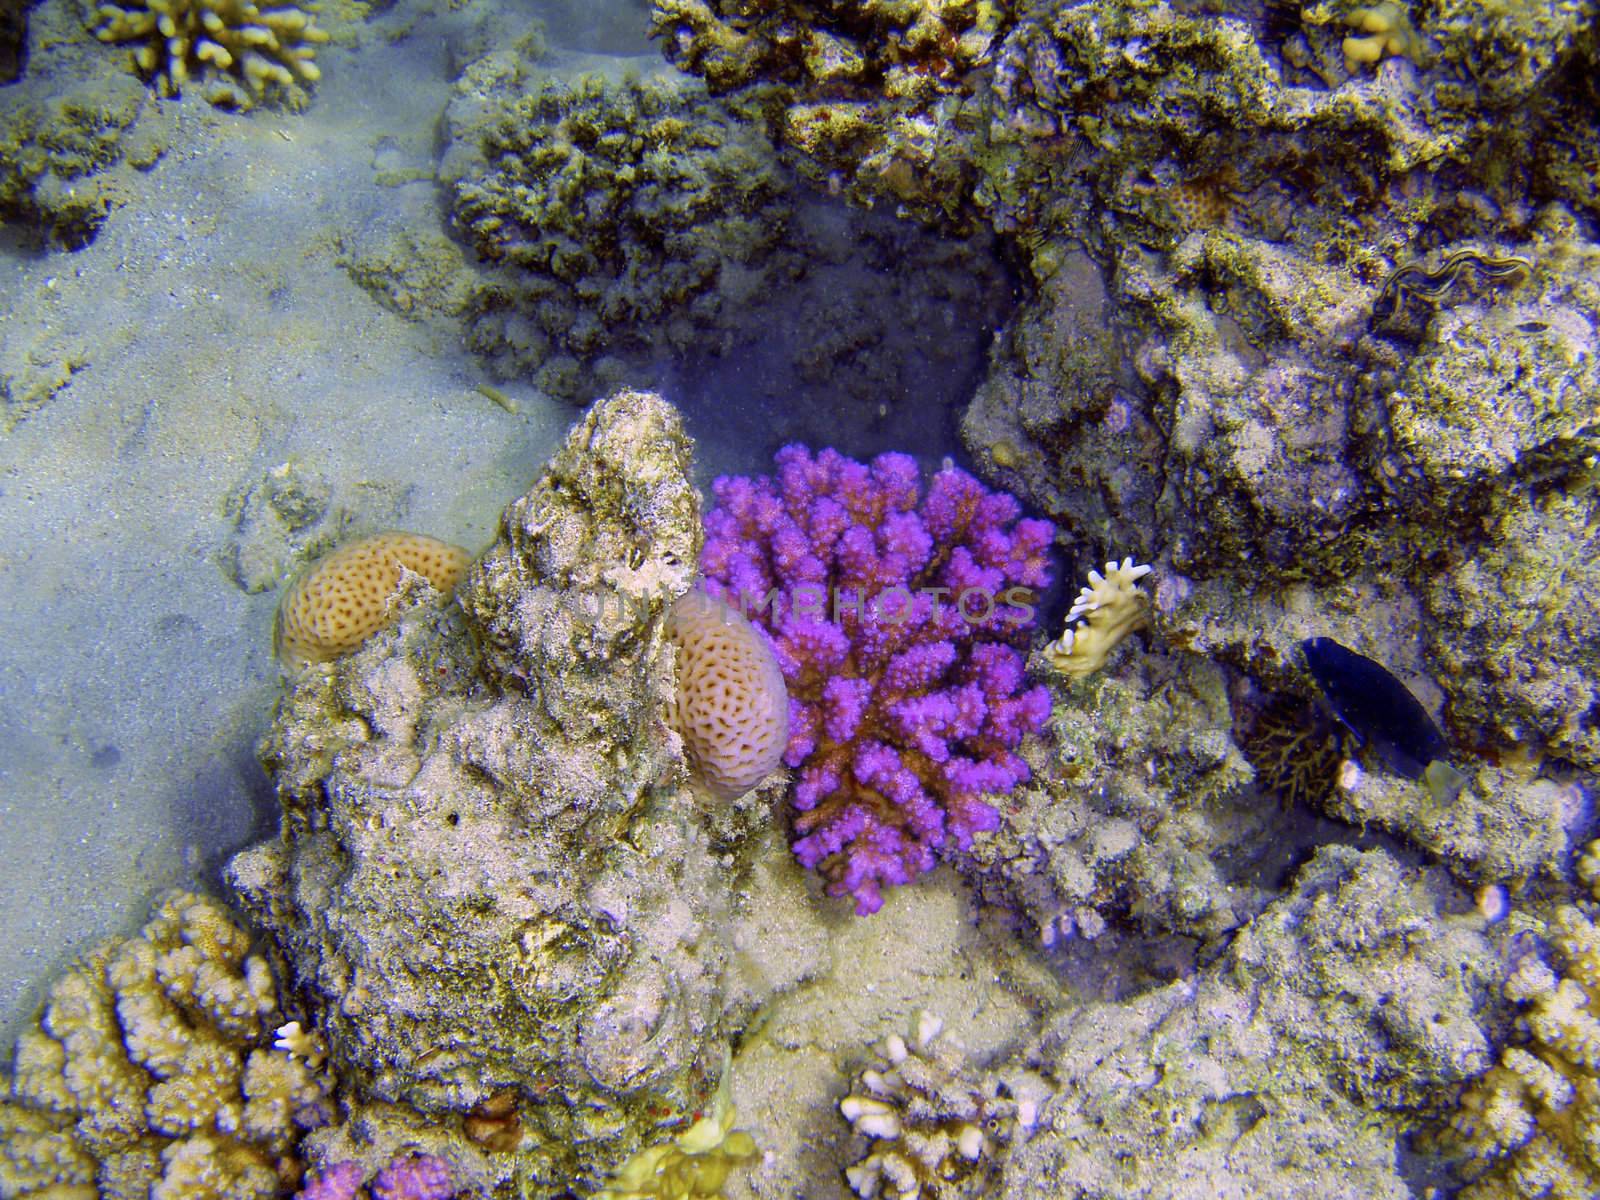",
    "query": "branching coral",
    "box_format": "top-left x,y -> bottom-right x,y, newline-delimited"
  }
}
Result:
1042,558 -> 1151,679
699,445 -> 1055,914
446,70 -> 789,401
1448,845 -> 1600,1198
0,891 -> 330,1200
90,0 -> 329,110
839,1011 -> 1034,1199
